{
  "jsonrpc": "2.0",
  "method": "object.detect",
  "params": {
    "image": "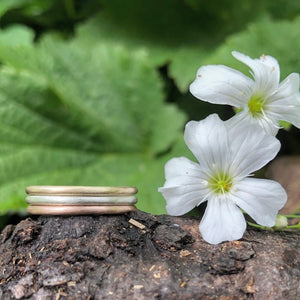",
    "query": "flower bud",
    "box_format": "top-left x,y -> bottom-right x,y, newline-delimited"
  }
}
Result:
275,215 -> 288,229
